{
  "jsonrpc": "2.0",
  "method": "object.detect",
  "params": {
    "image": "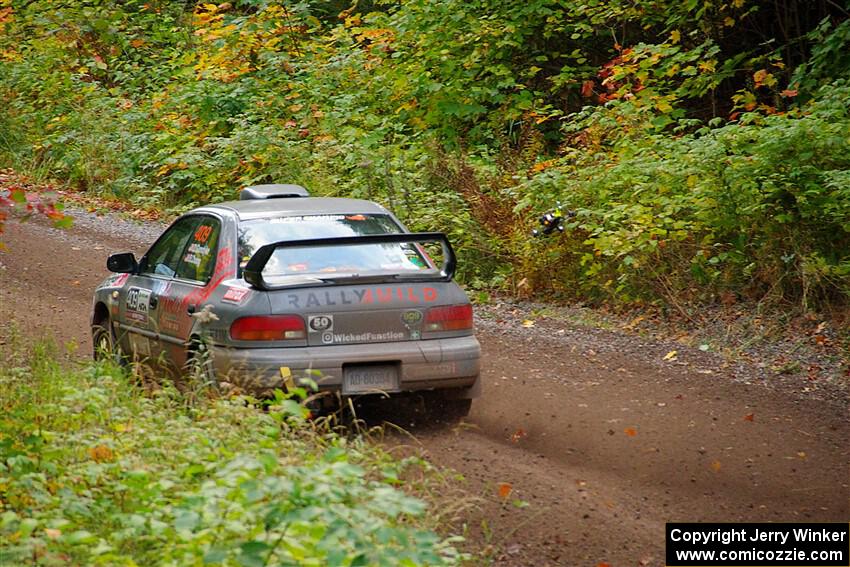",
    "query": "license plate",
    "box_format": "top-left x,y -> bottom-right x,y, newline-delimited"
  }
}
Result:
343,364 -> 399,395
